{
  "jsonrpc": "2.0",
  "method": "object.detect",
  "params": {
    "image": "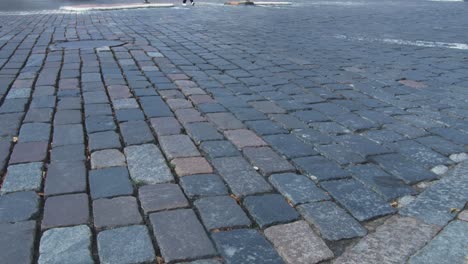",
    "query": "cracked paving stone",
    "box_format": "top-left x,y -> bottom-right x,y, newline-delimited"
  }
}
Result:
334,216 -> 440,264
292,155 -> 350,181
243,147 -> 295,176
1,162 -> 43,194
179,174 -> 228,199
212,156 -> 272,197
195,196 -> 251,230
408,220 -> 468,264
0,221 -> 36,264
269,173 -> 329,205
98,225 -> 155,264
39,225 -> 93,264
89,167 -> 133,200
370,153 -> 438,184
400,161 -> 468,226
212,229 -> 284,264
93,196 -> 142,229
41,193 -> 89,229
138,183 -> 189,214
0,191 -> 39,223
297,201 -> 367,241
321,179 -> 395,221
150,209 -> 216,263
243,194 -> 299,228
91,149 -> 126,169
124,144 -> 174,184
44,161 -> 86,196
264,221 -> 334,264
